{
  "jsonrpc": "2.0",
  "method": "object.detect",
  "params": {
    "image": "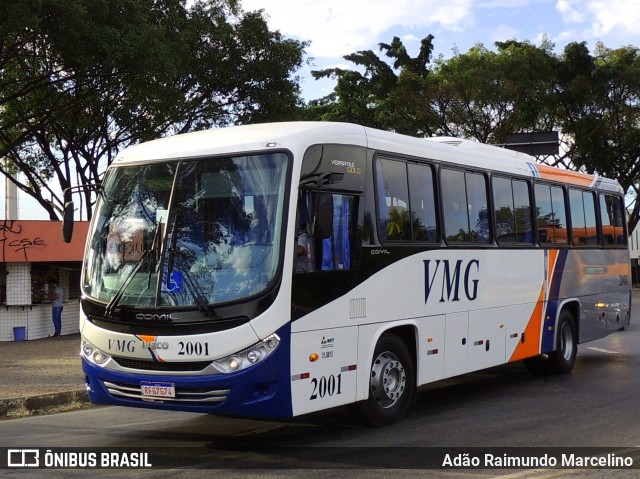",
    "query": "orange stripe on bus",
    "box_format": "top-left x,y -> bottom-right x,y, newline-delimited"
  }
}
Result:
137,335 -> 157,343
510,249 -> 559,362
547,249 -> 558,288
535,164 -> 595,187
509,286 -> 544,362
